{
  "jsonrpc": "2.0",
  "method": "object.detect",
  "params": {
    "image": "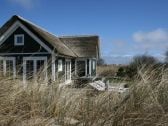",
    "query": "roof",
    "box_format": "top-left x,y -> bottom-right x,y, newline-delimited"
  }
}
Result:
59,35 -> 100,58
0,15 -> 100,58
